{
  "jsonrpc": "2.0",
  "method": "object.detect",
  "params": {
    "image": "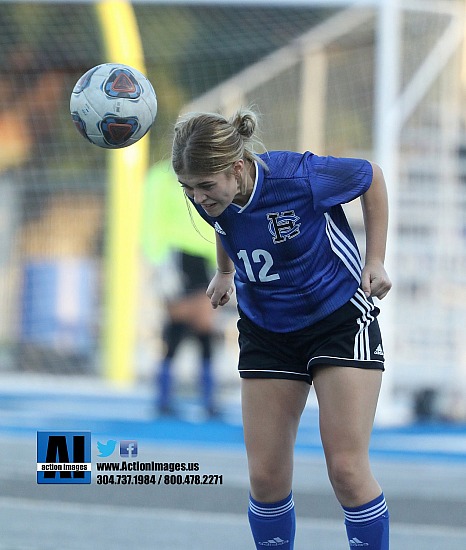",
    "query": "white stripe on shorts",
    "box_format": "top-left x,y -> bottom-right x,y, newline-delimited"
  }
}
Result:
350,288 -> 376,361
